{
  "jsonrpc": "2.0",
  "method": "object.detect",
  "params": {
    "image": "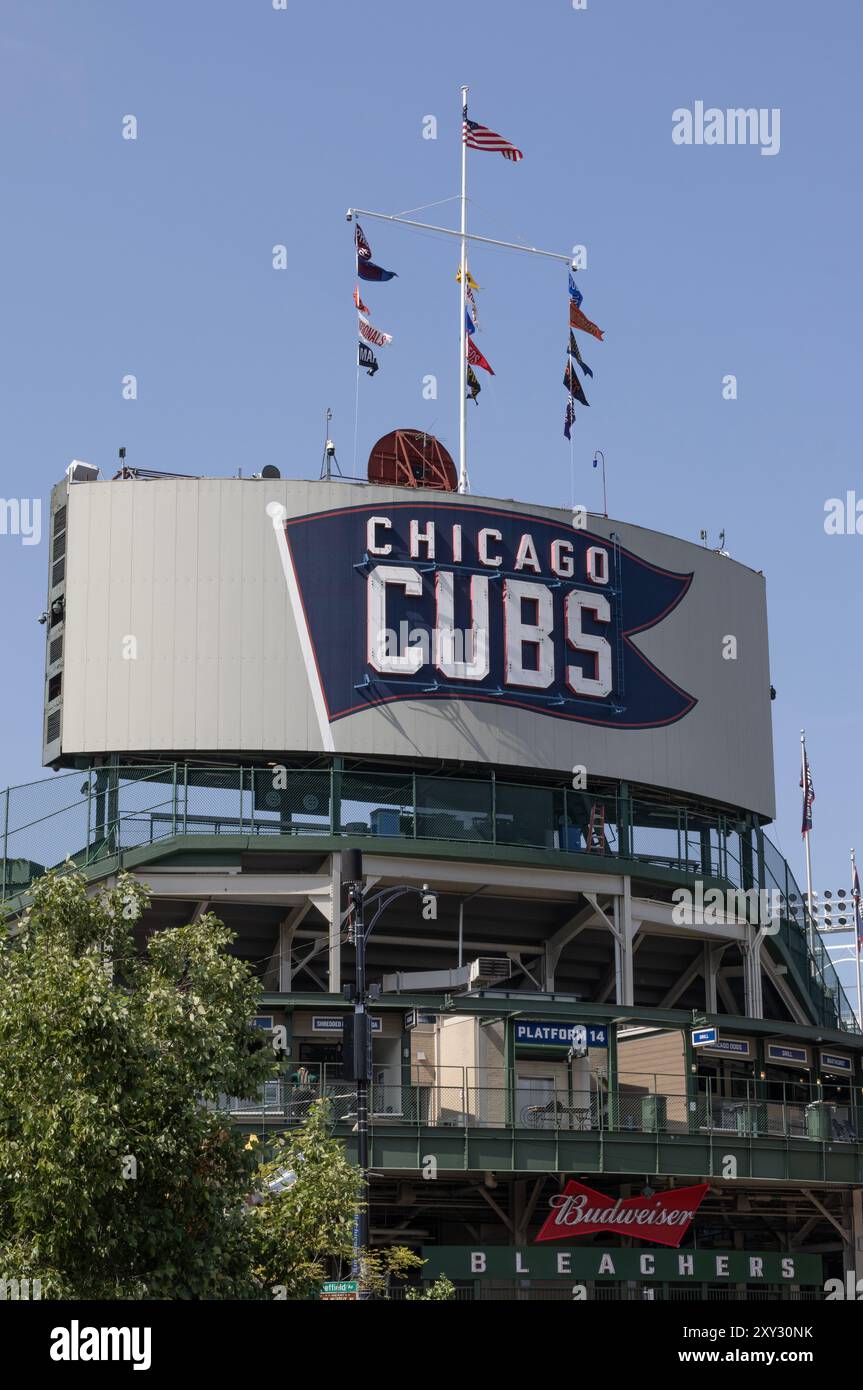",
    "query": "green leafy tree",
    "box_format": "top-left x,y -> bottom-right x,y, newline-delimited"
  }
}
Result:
355,1243 -> 424,1296
405,1275 -> 456,1301
249,1100 -> 364,1299
0,867 -> 276,1299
